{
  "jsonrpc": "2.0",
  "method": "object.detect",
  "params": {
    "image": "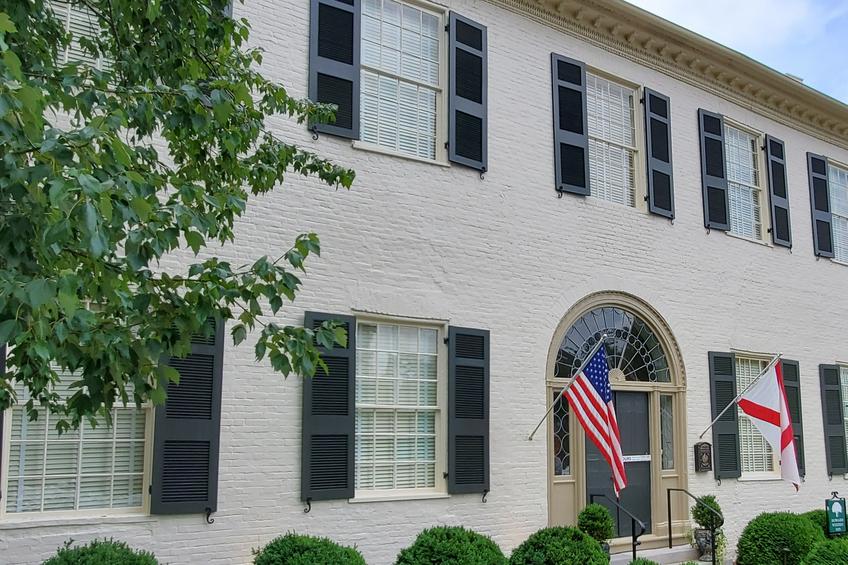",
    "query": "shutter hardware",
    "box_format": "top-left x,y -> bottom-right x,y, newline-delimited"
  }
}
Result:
205,507 -> 215,524
481,489 -> 489,503
304,497 -> 312,513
